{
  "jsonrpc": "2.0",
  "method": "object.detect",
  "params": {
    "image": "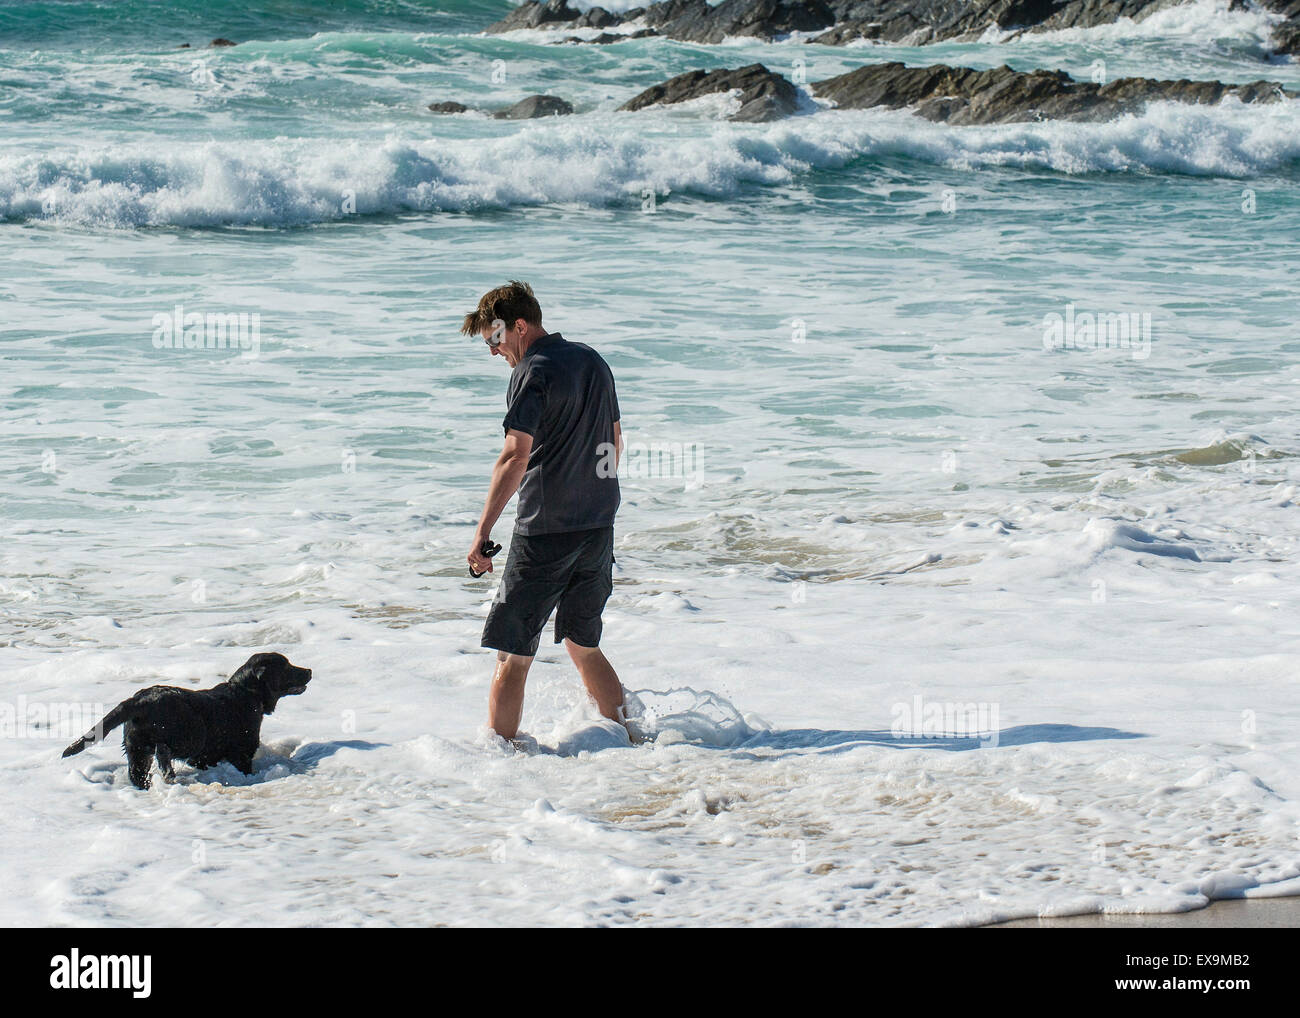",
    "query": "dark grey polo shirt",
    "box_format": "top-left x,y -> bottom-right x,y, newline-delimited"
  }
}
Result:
502,331 -> 621,535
